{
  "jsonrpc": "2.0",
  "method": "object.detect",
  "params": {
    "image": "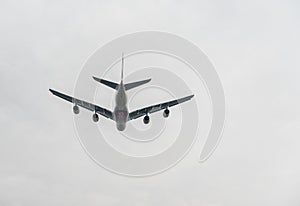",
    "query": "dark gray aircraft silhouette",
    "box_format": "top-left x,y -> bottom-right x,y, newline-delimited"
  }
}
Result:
49,54 -> 194,131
